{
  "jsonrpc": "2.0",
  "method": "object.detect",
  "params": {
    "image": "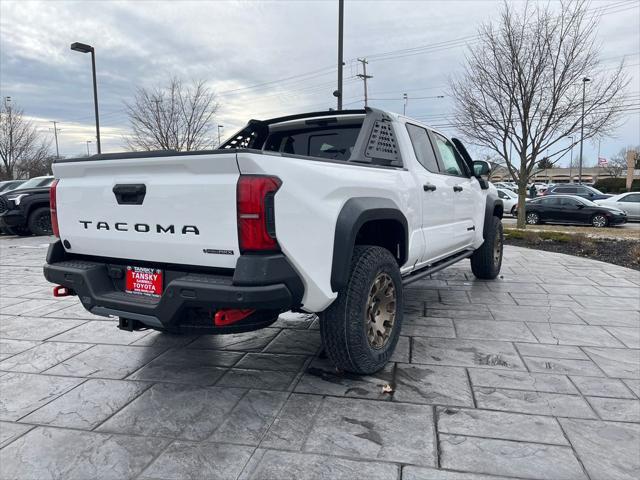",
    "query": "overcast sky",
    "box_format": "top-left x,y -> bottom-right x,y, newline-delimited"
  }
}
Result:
1,0 -> 638,163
